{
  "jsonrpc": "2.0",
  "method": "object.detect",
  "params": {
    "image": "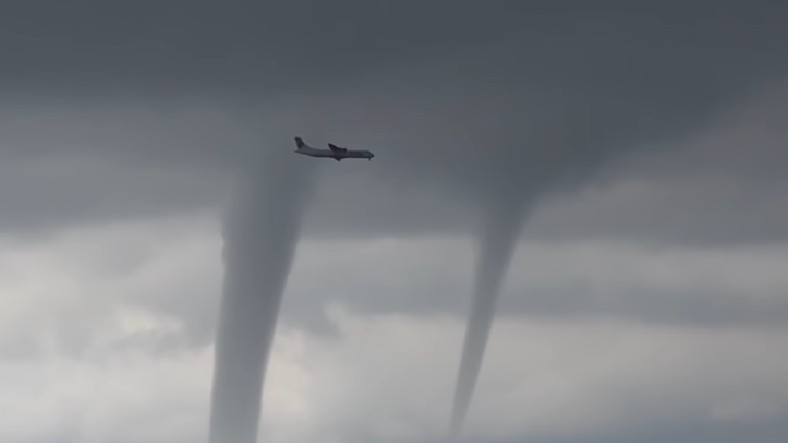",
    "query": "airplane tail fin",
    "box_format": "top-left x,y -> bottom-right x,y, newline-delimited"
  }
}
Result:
294,136 -> 305,148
